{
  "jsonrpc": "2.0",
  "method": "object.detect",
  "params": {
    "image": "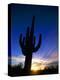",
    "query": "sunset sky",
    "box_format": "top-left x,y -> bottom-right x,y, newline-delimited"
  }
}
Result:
8,4 -> 58,70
